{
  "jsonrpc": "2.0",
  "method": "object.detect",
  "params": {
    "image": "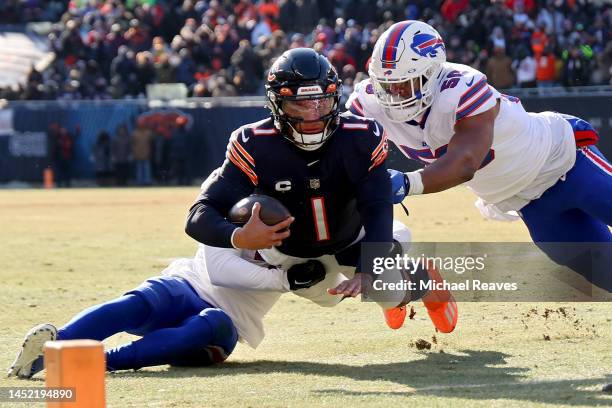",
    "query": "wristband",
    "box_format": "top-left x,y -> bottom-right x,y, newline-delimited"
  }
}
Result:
230,227 -> 241,249
405,171 -> 424,195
